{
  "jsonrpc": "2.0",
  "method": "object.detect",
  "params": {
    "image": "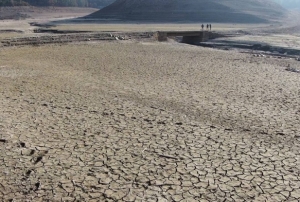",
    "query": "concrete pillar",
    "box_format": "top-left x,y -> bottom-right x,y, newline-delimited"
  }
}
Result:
154,32 -> 168,42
